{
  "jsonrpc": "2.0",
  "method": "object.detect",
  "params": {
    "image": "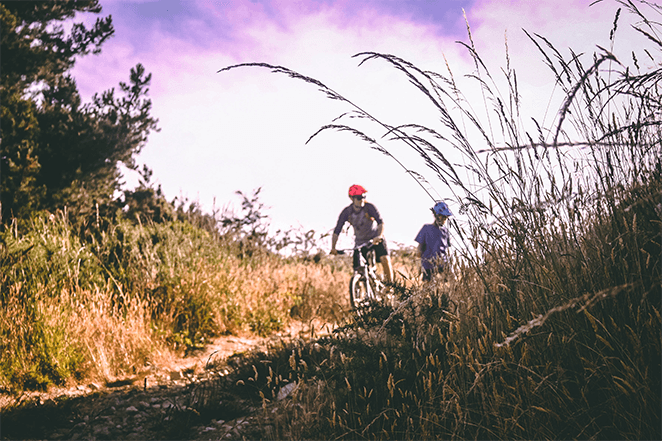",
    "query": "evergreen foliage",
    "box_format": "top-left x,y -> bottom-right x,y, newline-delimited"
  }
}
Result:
1,0 -> 159,225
